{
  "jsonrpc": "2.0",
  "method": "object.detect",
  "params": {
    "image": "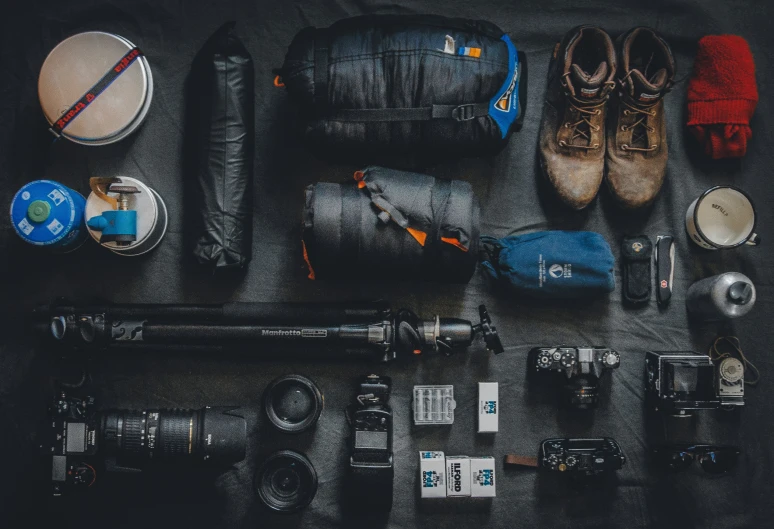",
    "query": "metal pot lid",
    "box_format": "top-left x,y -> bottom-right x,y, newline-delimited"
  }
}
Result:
38,32 -> 149,142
